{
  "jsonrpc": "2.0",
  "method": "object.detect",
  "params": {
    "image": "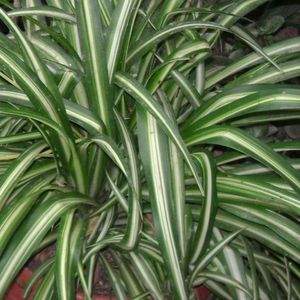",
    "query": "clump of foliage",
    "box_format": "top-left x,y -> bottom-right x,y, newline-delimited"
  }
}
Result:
0,0 -> 300,299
